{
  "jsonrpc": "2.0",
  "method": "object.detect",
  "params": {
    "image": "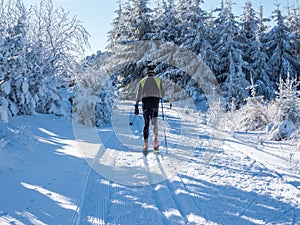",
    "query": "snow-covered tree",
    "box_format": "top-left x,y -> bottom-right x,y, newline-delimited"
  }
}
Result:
275,74 -> 300,125
239,1 -> 259,77
107,1 -> 131,48
199,9 -> 220,74
213,0 -> 250,108
271,74 -> 300,140
175,0 -> 208,54
73,52 -> 116,126
238,1 -> 274,99
115,0 -> 153,41
257,4 -> 270,36
1,11 -> 35,117
28,0 -> 89,81
262,4 -> 298,83
251,37 -> 275,99
236,75 -> 269,131
152,0 -> 179,43
0,0 -> 89,121
285,4 -> 300,73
